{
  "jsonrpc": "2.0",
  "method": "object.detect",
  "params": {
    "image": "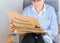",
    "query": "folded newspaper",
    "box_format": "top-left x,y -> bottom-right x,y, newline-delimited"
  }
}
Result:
6,10 -> 44,34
